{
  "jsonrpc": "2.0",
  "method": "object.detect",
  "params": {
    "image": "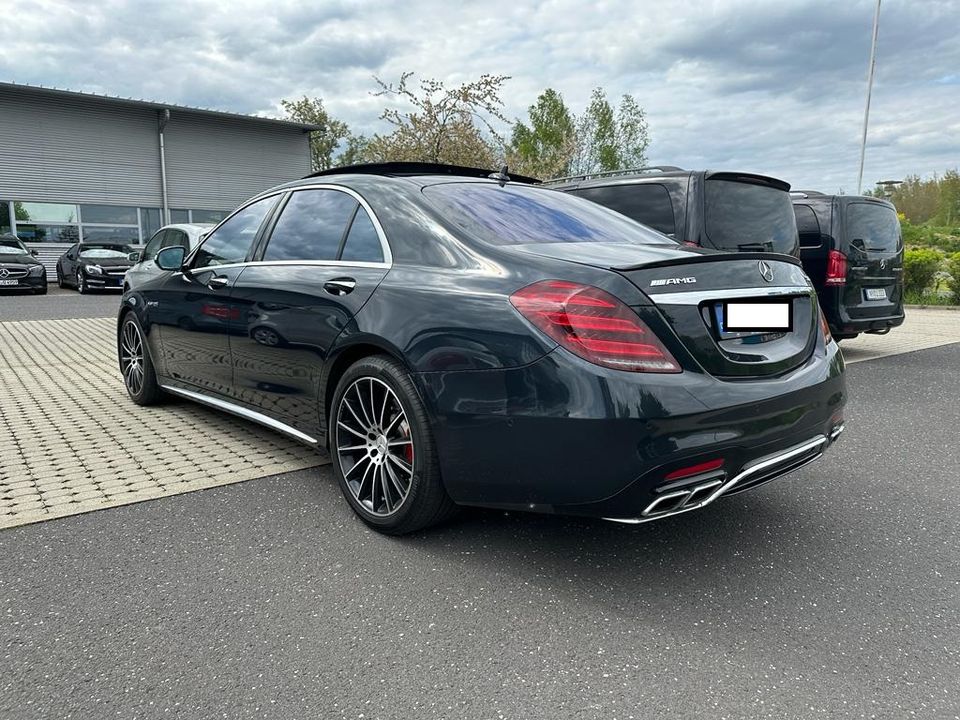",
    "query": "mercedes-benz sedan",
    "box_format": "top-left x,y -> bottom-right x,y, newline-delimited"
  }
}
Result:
117,163 -> 846,534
